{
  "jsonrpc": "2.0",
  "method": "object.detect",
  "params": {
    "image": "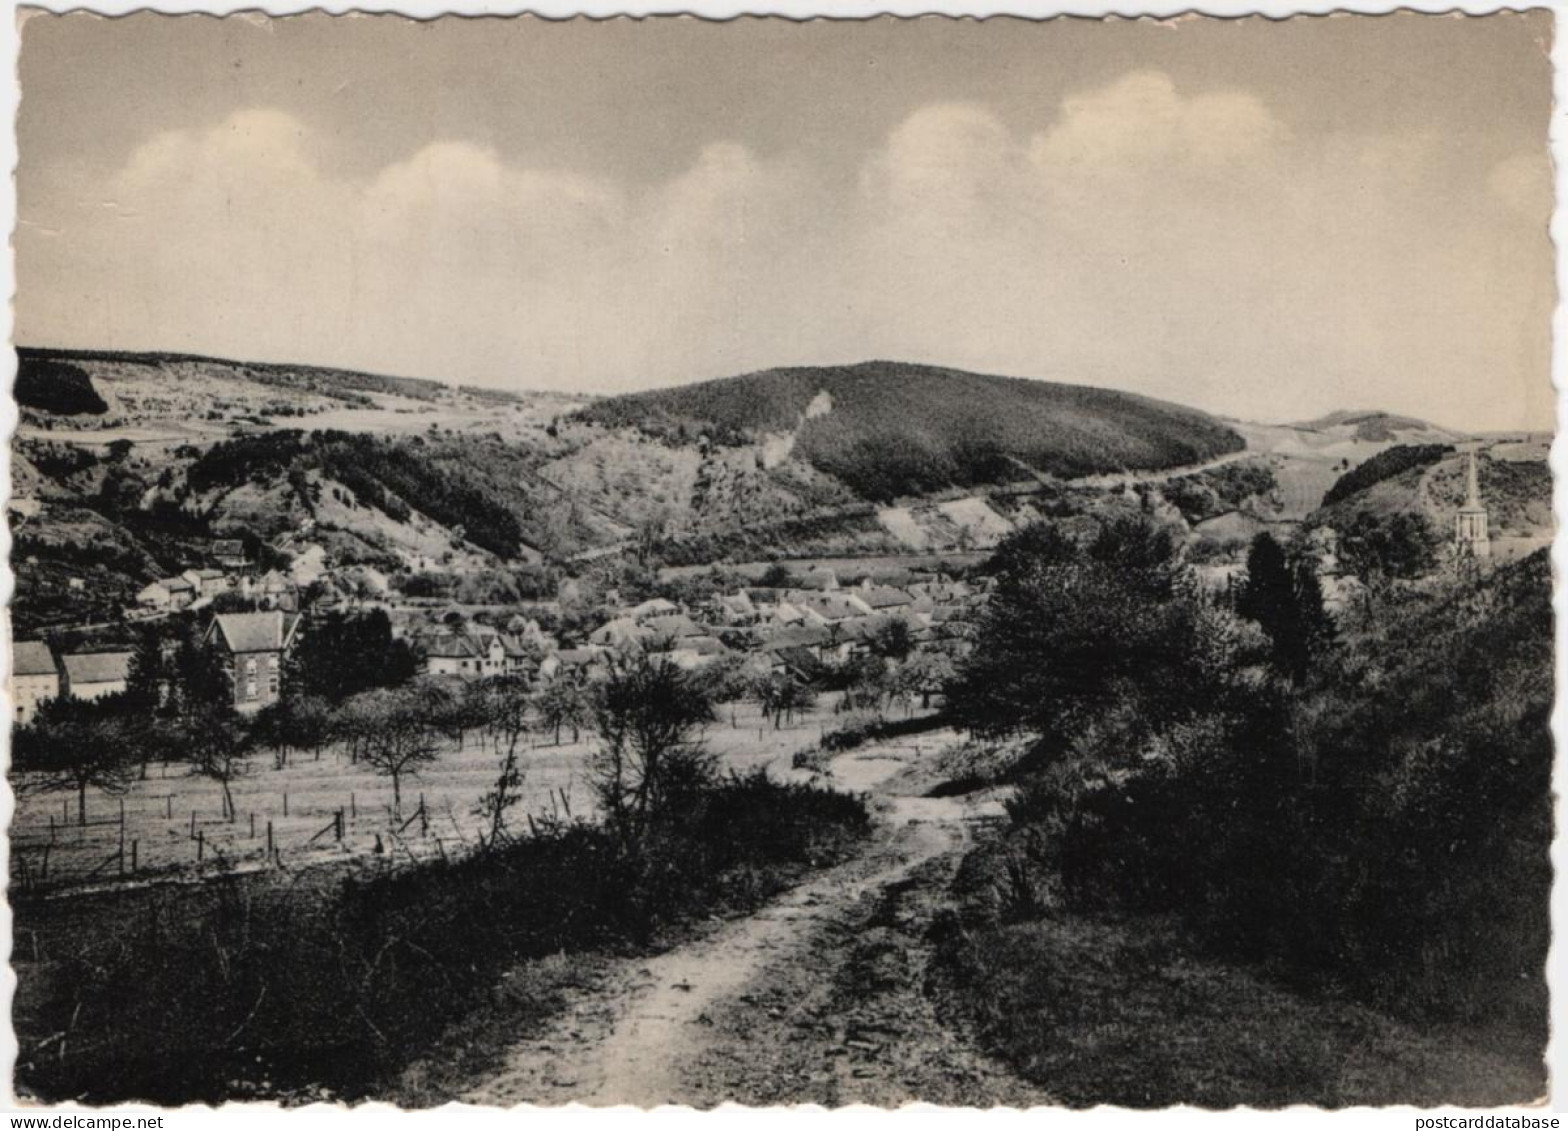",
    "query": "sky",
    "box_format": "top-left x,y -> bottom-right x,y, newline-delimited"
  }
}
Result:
15,12 -> 1556,430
